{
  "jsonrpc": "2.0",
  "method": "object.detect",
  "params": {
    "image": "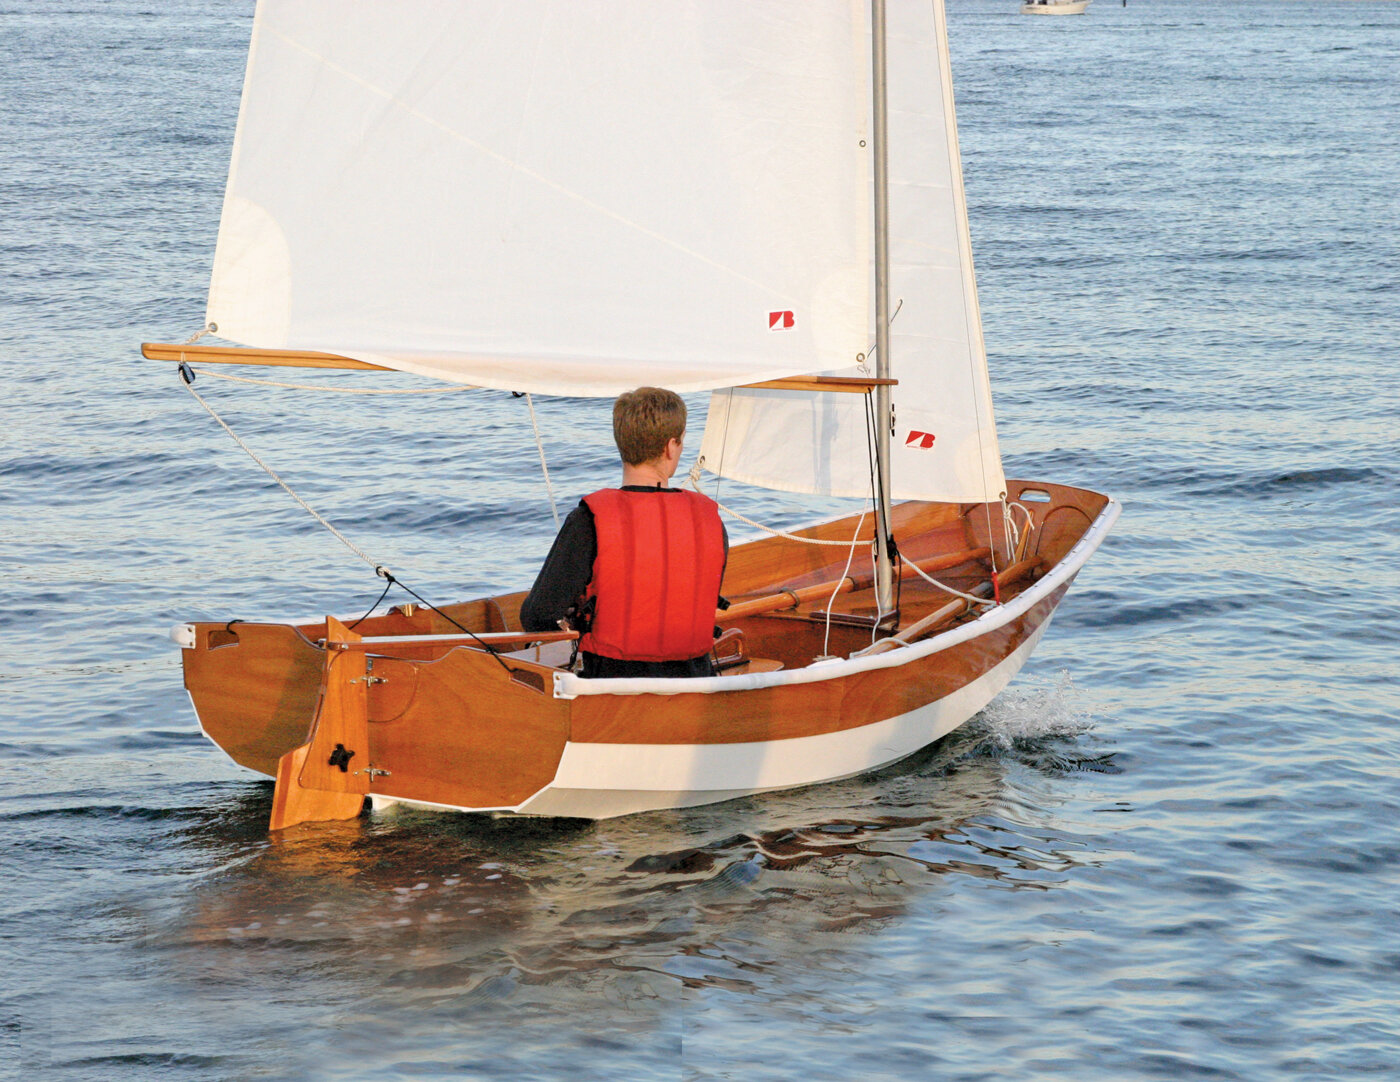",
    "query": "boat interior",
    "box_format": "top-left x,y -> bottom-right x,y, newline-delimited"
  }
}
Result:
273,478 -> 1109,675
176,478 -> 1109,786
